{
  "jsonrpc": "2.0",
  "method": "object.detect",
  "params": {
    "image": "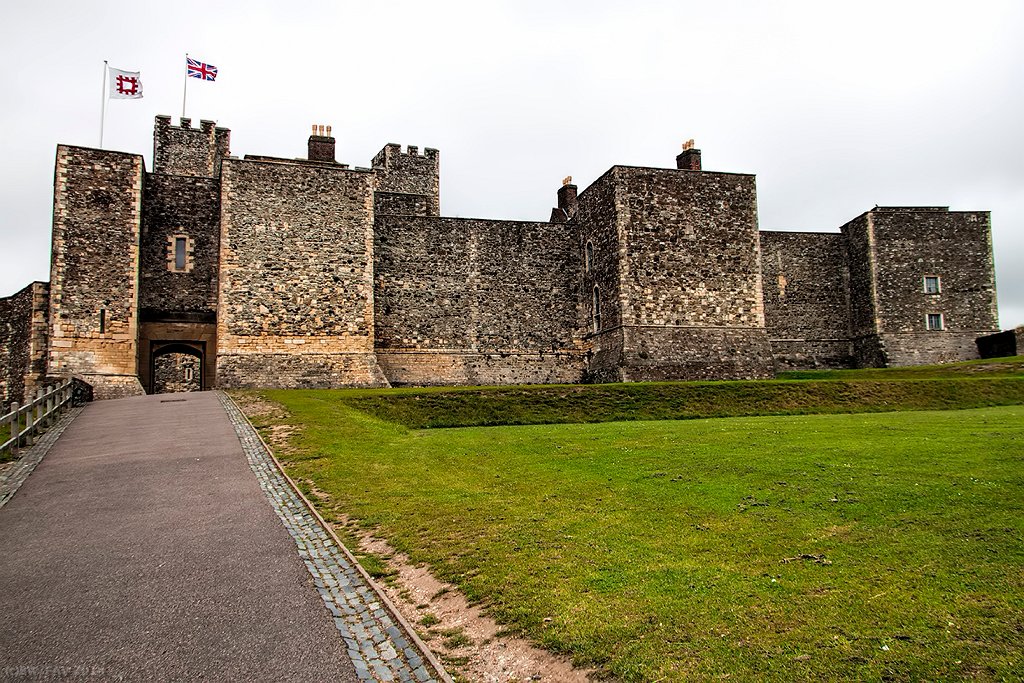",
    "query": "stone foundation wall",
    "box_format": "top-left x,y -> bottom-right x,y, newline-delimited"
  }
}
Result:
881,332 -> 989,367
376,351 -> 587,387
768,340 -> 852,371
617,326 -> 774,381
217,352 -> 388,389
